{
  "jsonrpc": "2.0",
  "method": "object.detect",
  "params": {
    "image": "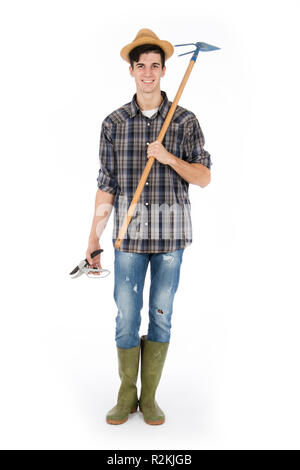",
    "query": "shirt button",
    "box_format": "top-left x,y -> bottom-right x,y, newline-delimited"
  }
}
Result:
145,181 -> 149,185
145,202 -> 149,205
146,142 -> 149,146
145,222 -> 148,226
147,122 -> 150,126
